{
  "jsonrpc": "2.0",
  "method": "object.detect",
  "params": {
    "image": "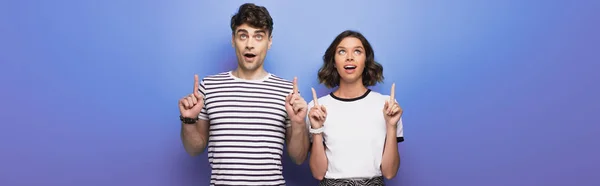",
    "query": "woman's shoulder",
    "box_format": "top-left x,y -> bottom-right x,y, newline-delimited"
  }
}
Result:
307,93 -> 334,106
366,90 -> 390,101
